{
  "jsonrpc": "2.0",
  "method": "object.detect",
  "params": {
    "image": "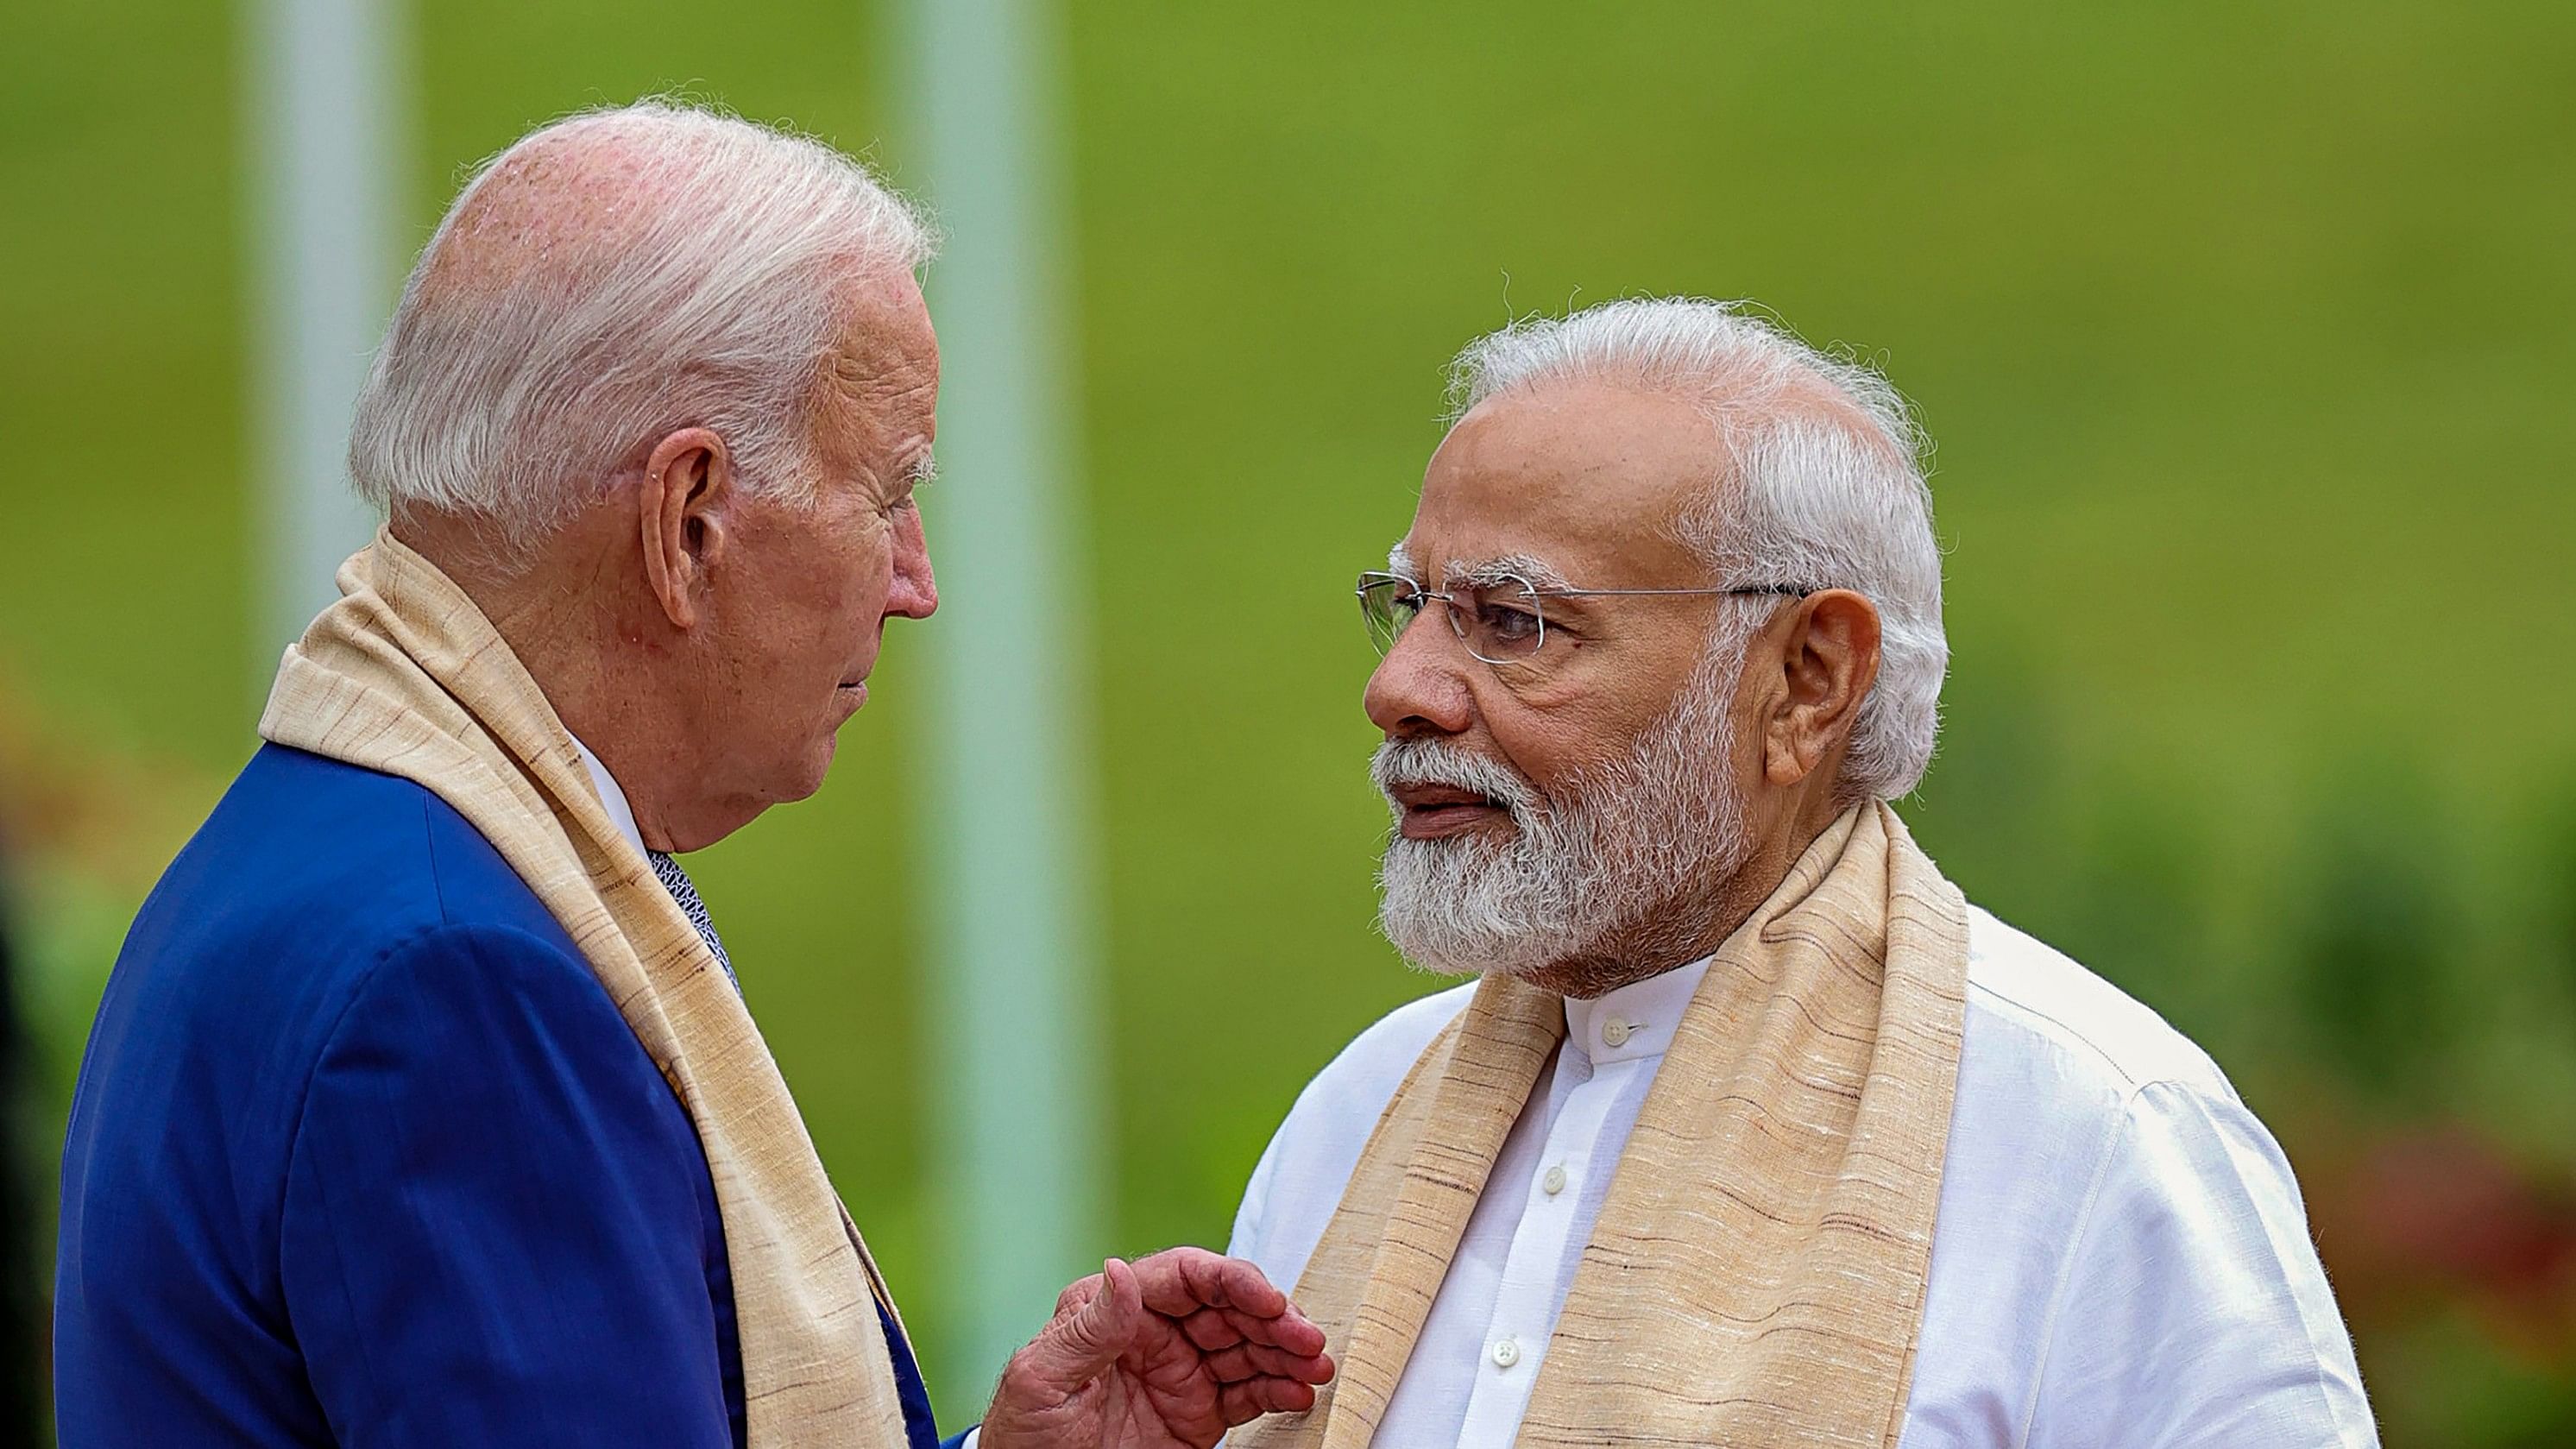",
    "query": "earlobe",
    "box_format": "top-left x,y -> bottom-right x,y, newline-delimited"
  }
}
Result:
1763,714 -> 1810,785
